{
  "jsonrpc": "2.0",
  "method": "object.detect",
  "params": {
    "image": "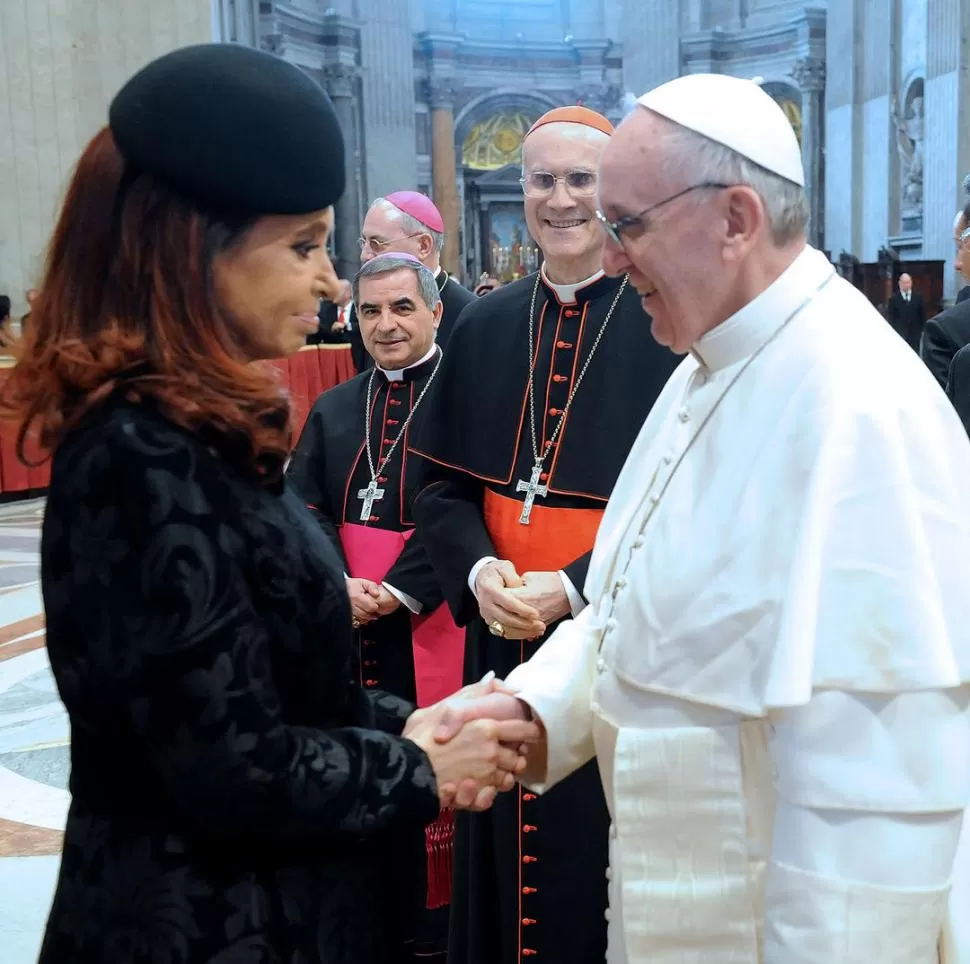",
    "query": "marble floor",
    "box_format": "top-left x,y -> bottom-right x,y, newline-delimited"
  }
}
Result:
0,499 -> 63,964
